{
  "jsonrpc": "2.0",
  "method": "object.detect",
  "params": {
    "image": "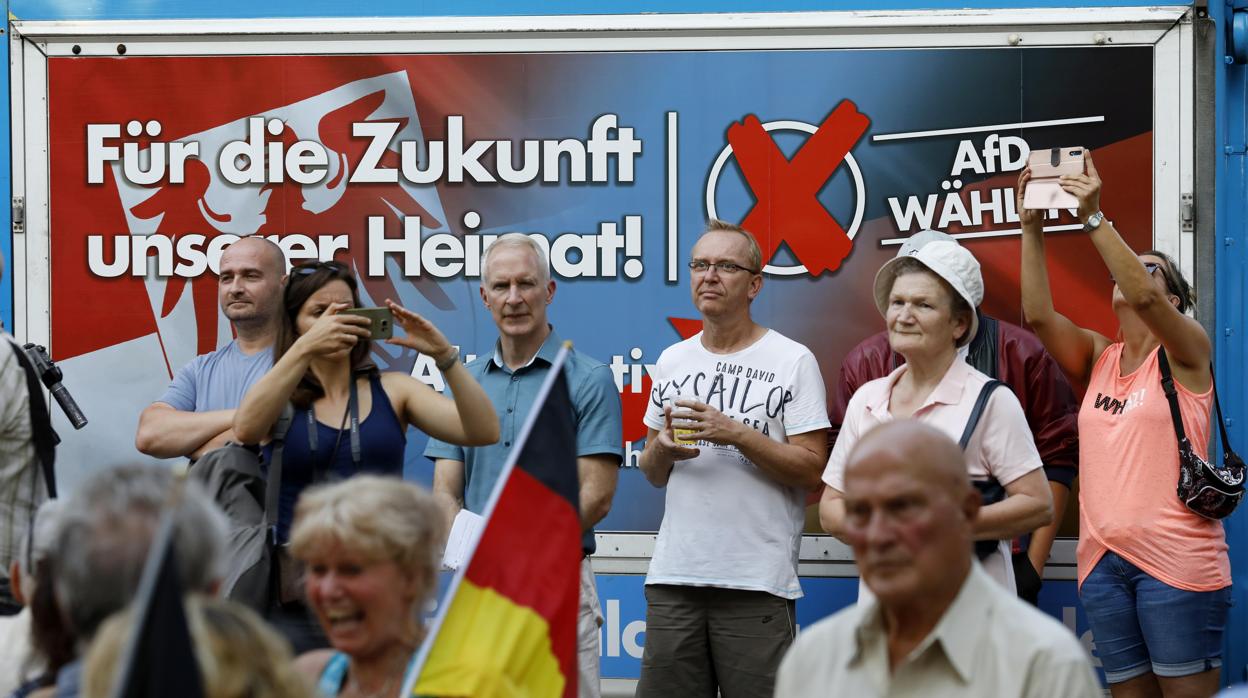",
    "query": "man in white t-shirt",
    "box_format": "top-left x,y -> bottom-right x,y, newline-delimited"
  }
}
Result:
636,220 -> 830,698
